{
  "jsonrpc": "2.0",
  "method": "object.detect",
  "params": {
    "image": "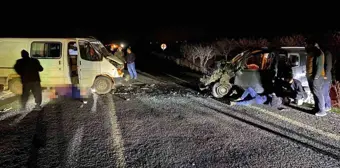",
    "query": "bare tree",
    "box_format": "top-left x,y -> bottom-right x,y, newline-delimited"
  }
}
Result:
329,33 -> 340,53
237,38 -> 255,50
215,38 -> 237,60
201,45 -> 216,72
253,38 -> 269,48
191,45 -> 216,72
277,35 -> 306,46
235,38 -> 269,50
181,44 -> 200,64
329,33 -> 340,72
